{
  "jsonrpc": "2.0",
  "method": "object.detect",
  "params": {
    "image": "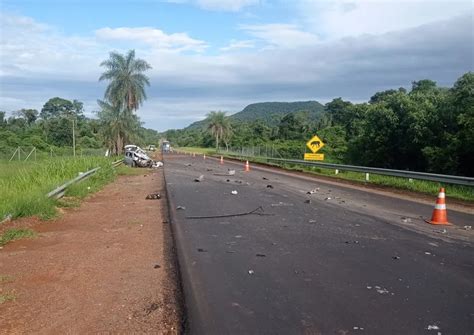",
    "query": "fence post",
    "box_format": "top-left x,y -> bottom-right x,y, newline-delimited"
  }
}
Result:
335,169 -> 339,175
365,173 -> 370,181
